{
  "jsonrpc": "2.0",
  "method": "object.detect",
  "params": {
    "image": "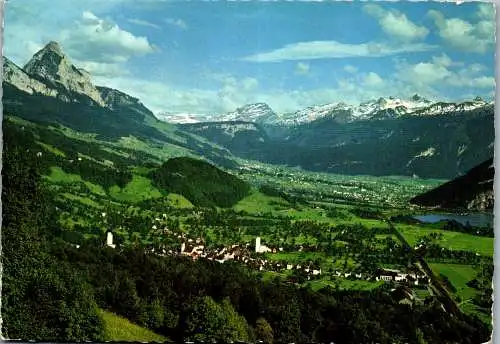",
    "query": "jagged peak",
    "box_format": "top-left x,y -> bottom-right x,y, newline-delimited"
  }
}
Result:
23,41 -> 69,77
20,40 -> 106,106
237,102 -> 273,110
411,94 -> 423,101
44,41 -> 64,55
